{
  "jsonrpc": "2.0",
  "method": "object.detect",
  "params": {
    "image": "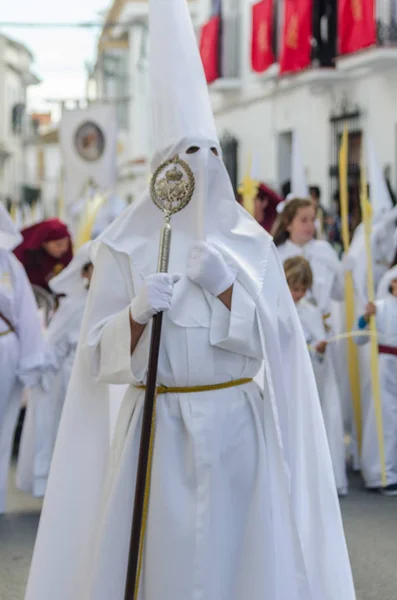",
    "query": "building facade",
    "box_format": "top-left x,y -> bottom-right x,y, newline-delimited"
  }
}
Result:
204,0 -> 397,211
92,0 -> 397,213
0,34 -> 39,209
24,128 -> 62,218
